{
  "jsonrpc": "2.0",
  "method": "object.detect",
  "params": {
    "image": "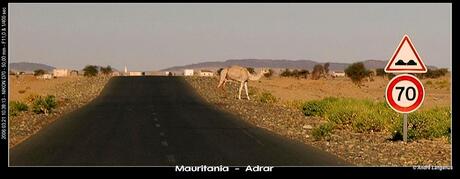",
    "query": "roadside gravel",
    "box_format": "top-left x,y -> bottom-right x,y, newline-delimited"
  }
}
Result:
9,76 -> 111,148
